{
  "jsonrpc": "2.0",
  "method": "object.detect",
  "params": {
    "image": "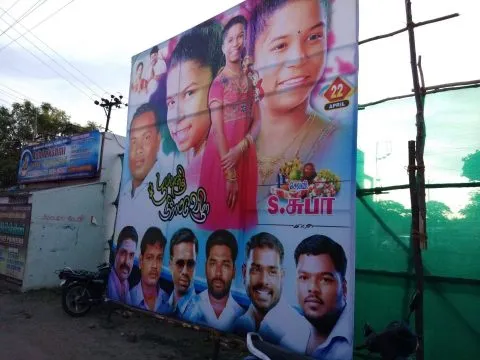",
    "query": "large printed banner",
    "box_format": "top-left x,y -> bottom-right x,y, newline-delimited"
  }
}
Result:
17,130 -> 102,184
110,0 -> 358,358
0,204 -> 32,285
